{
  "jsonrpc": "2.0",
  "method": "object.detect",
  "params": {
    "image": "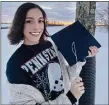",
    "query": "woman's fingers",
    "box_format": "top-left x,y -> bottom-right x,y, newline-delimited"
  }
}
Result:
93,46 -> 99,52
80,85 -> 85,90
89,46 -> 95,56
90,46 -> 98,53
81,89 -> 85,94
75,77 -> 82,83
88,46 -> 99,57
70,77 -> 85,100
75,82 -> 84,89
88,51 -> 92,57
74,77 -> 85,90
